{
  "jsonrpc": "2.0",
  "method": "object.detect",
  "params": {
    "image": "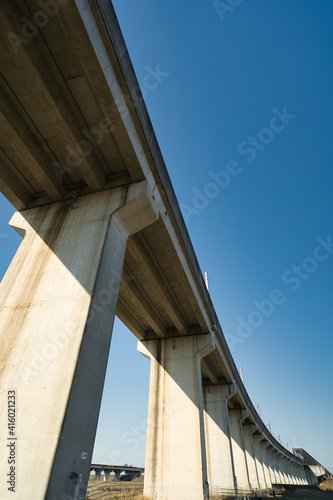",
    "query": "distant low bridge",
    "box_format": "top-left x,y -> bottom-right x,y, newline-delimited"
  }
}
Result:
90,464 -> 144,482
